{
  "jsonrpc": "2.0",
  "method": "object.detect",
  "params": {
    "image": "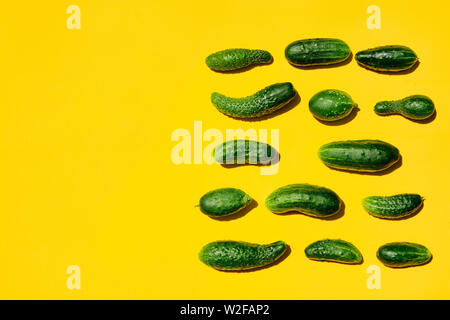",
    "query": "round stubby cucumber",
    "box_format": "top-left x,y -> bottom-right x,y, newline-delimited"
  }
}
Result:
309,89 -> 357,121
213,139 -> 278,165
377,242 -> 432,268
318,140 -> 400,173
199,240 -> 288,271
211,82 -> 296,119
374,95 -> 435,120
285,38 -> 351,66
265,184 -> 342,218
206,48 -> 272,71
355,45 -> 418,72
199,188 -> 252,217
305,239 -> 363,264
363,194 -> 423,219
